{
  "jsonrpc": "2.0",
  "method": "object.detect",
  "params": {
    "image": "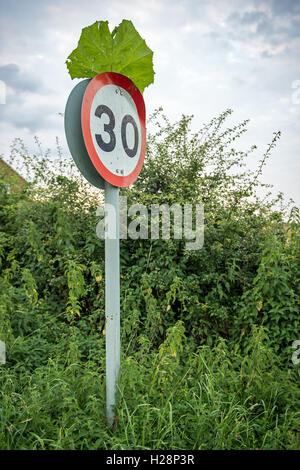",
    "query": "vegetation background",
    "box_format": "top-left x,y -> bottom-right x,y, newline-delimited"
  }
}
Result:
0,109 -> 299,449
